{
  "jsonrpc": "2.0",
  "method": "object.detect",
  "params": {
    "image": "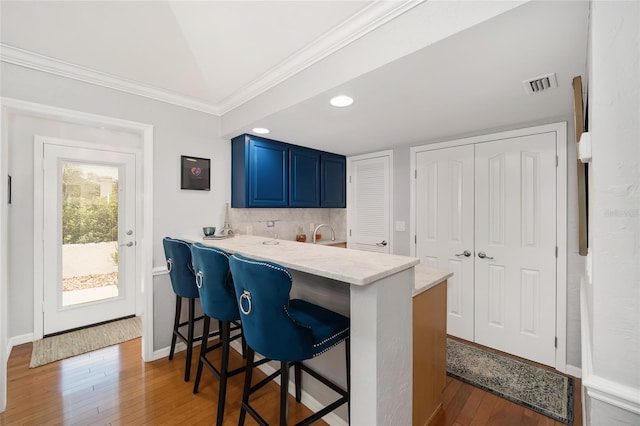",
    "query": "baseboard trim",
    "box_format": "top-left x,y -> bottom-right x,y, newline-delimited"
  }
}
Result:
565,364 -> 582,379
229,341 -> 347,426
7,333 -> 33,358
150,341 -> 188,362
583,374 -> 640,415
